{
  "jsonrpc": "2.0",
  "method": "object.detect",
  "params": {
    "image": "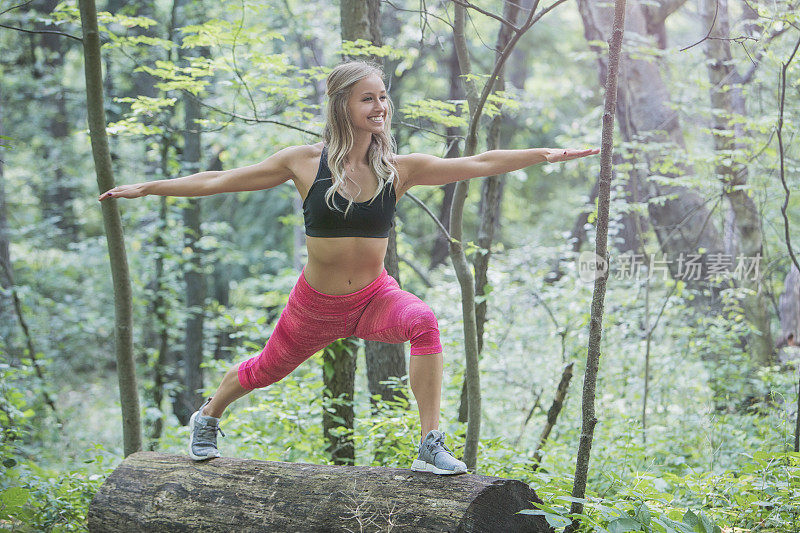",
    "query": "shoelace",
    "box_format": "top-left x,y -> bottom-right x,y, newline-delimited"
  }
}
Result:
427,432 -> 454,457
196,419 -> 225,443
